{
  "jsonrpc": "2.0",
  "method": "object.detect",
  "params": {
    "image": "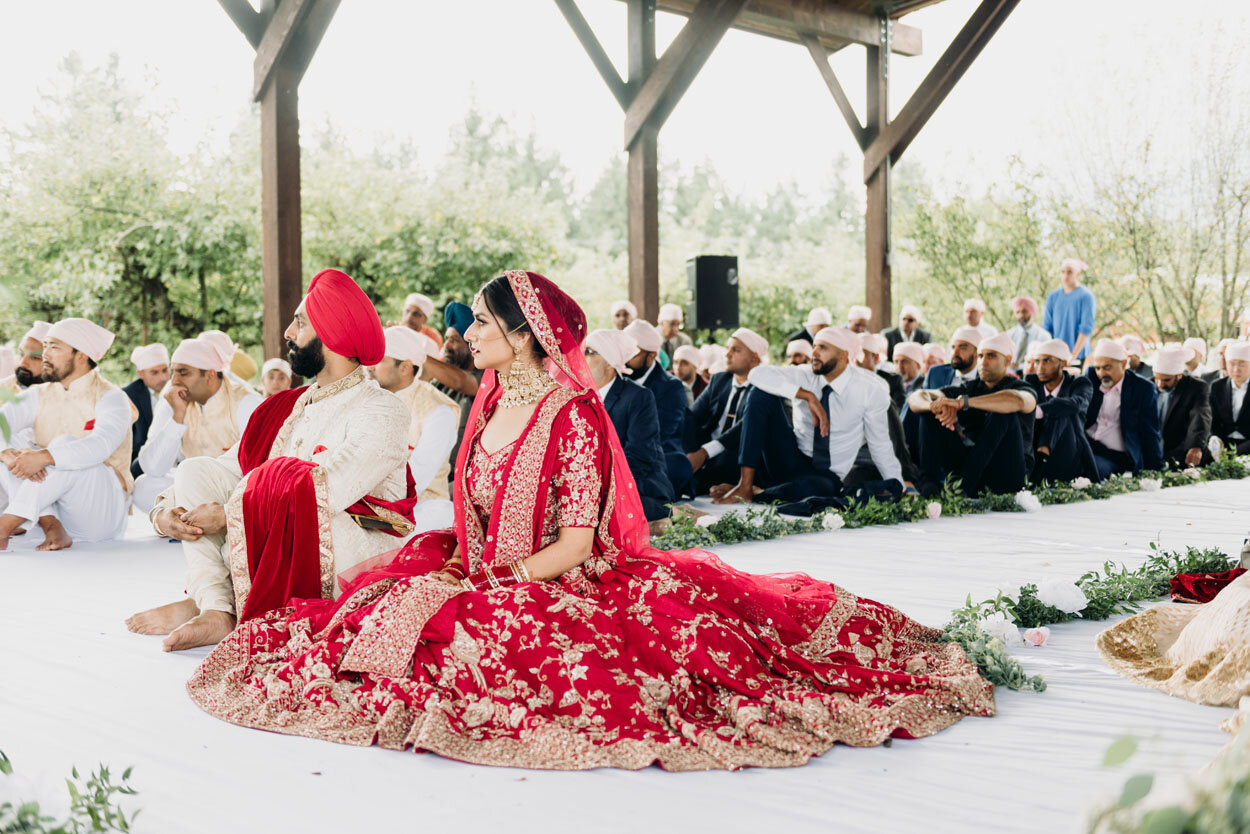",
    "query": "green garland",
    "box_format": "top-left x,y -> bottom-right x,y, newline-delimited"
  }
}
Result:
0,750 -> 139,833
